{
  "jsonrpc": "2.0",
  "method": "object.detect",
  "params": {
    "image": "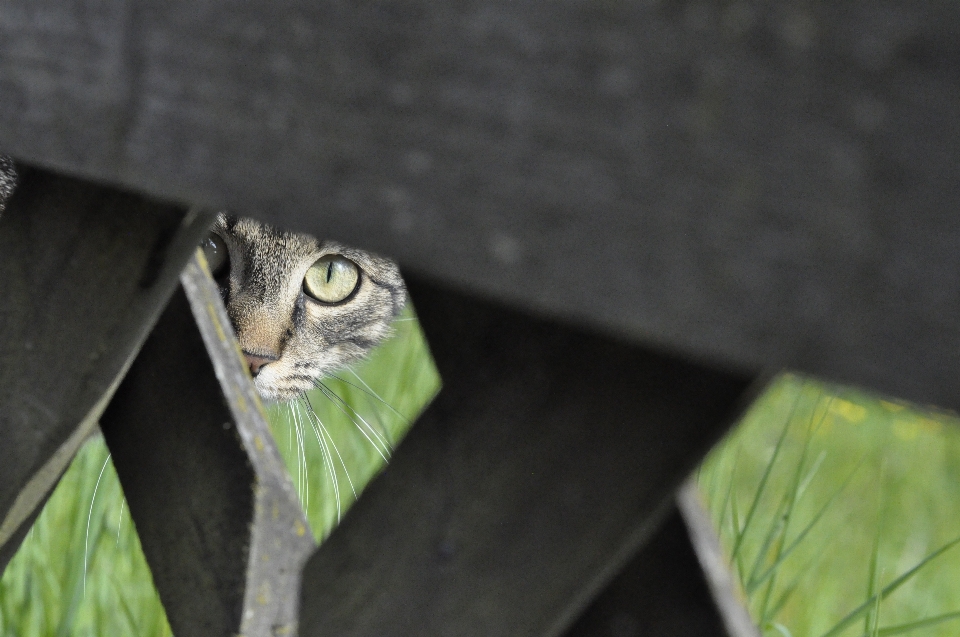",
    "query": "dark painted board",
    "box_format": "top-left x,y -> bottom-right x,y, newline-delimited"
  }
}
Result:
564,505 -> 735,637
100,257 -> 314,637
299,275 -> 754,637
0,0 -> 958,409
565,485 -> 761,637
0,166 -> 211,572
